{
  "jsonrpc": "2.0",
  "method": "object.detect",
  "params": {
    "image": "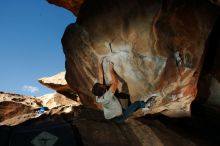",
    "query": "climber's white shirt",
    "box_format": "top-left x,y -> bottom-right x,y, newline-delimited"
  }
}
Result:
96,89 -> 123,119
